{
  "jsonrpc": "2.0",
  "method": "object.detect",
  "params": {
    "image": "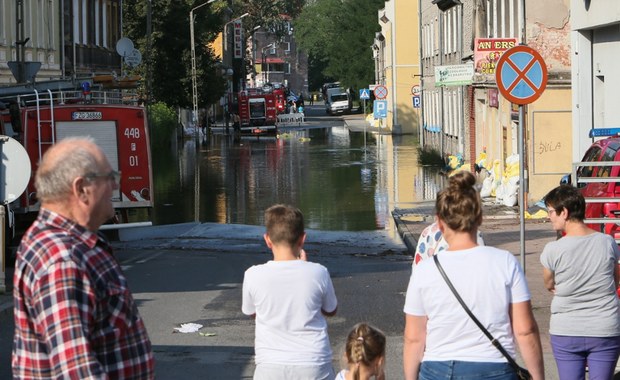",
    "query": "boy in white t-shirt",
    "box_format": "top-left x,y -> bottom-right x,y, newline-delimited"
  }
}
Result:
242,204 -> 338,380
